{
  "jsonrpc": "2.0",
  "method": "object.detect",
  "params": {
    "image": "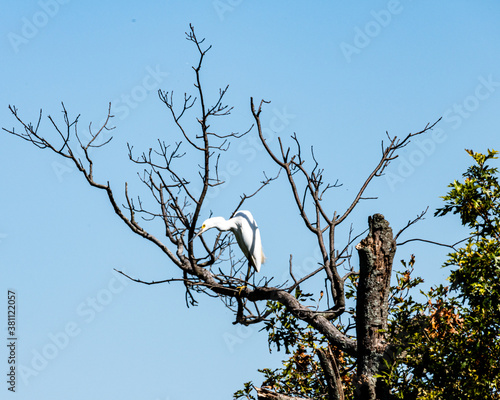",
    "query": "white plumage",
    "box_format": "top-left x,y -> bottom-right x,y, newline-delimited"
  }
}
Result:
193,210 -> 265,275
